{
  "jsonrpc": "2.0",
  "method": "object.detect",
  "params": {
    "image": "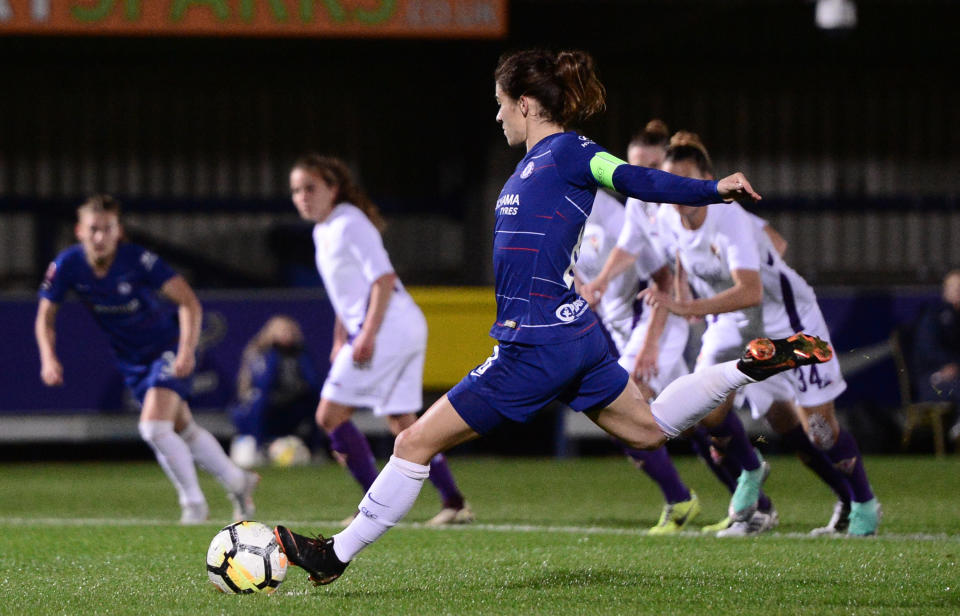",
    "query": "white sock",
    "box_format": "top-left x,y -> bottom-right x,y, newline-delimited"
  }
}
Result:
650,361 -> 754,438
332,455 -> 430,562
139,420 -> 205,507
179,421 -> 247,493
